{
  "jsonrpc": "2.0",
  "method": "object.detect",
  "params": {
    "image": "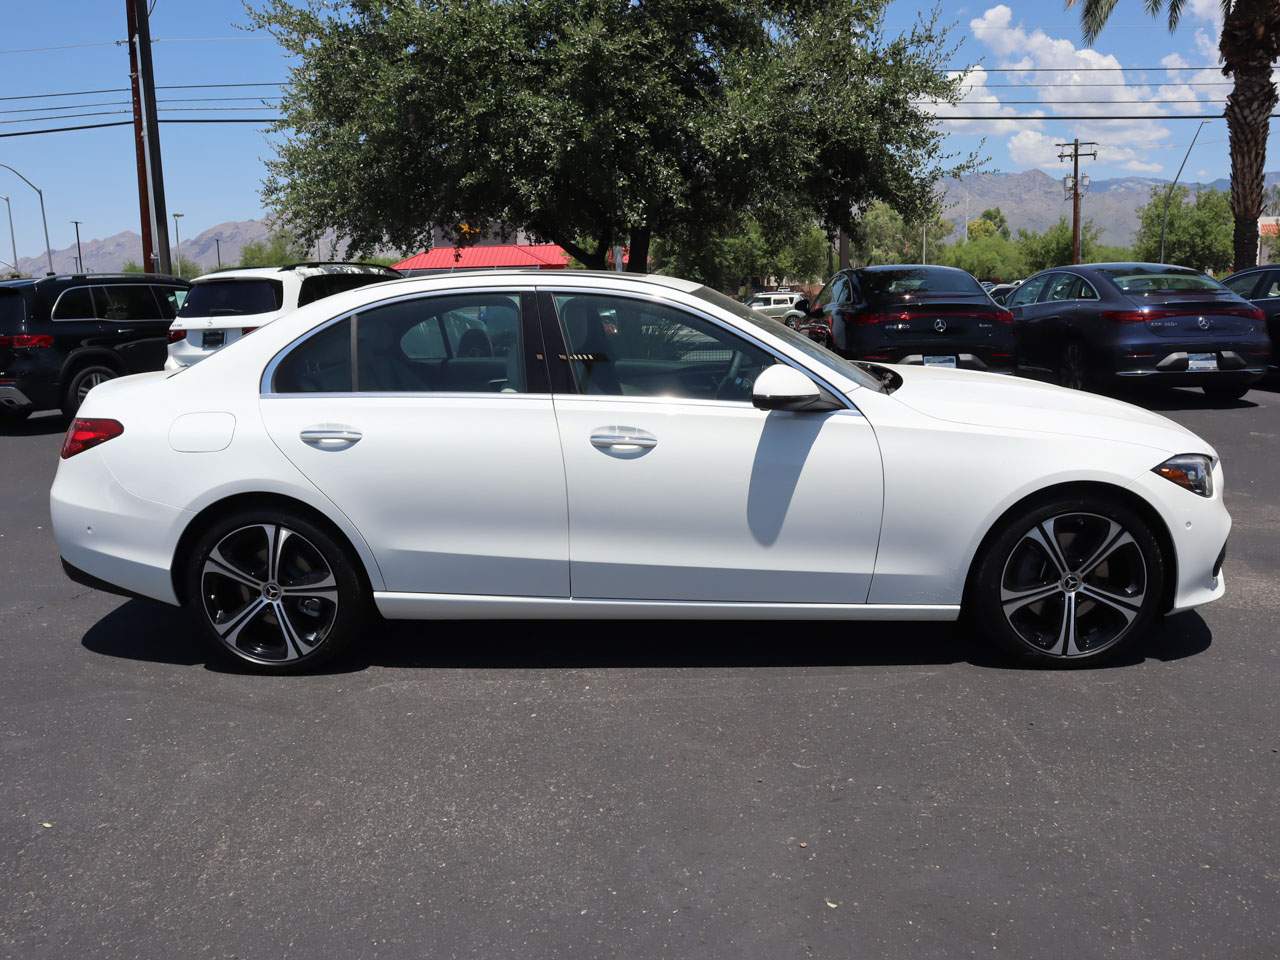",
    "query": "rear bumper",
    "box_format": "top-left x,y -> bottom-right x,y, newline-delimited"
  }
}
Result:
1106,345 -> 1269,385
0,383 -> 33,413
